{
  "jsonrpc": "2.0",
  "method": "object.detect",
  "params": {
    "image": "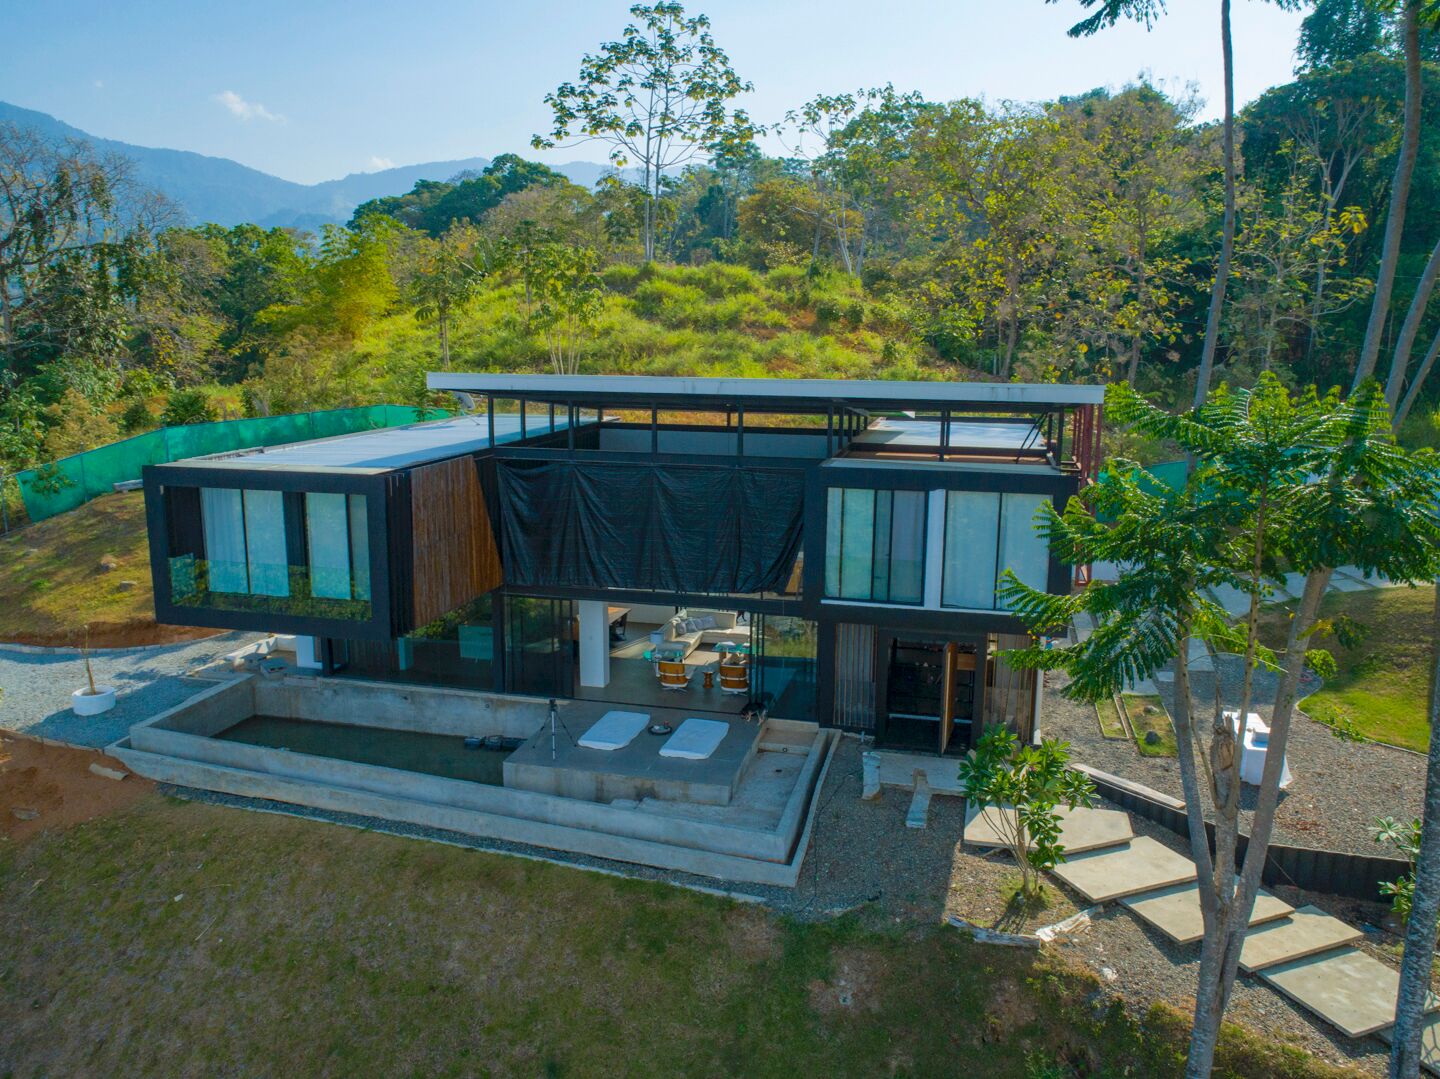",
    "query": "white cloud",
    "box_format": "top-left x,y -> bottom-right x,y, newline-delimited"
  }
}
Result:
215,90 -> 284,123
367,156 -> 396,171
